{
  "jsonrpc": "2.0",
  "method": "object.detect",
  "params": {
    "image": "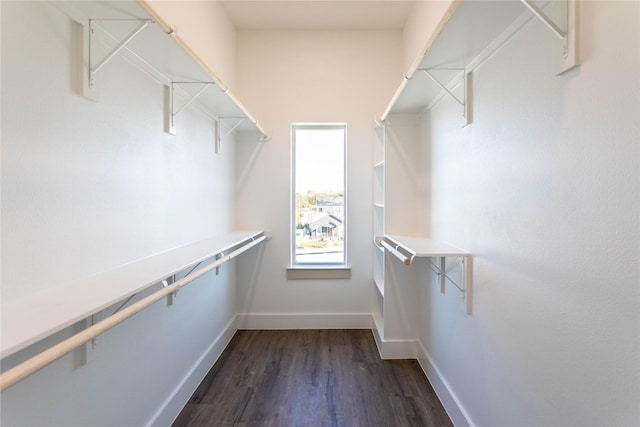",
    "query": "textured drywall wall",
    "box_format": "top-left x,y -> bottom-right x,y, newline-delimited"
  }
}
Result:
420,1 -> 640,425
142,0 -> 238,90
234,30 -> 402,321
402,0 -> 455,75
1,2 -> 237,425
